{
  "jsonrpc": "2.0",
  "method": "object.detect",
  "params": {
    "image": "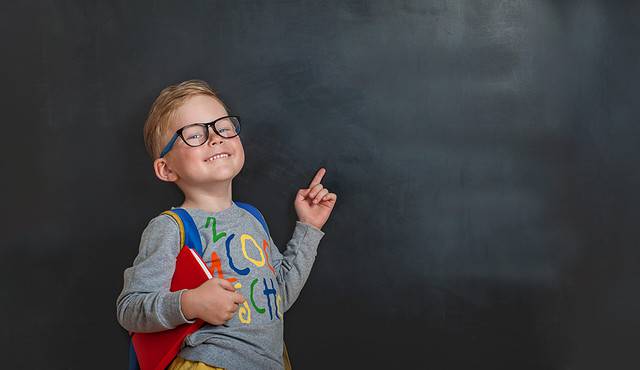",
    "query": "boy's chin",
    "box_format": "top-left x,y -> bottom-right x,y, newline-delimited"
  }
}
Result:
202,173 -> 238,184
177,177 -> 236,192
178,165 -> 243,187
